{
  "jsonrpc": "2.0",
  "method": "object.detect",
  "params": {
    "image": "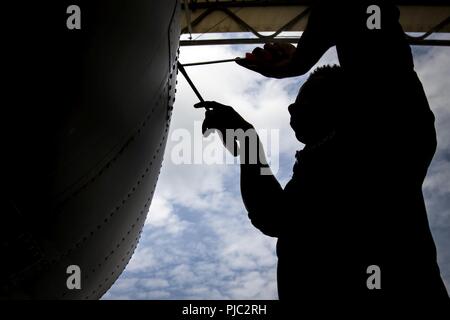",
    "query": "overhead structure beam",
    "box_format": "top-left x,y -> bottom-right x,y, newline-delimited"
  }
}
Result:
180,0 -> 450,46
183,0 -> 193,39
183,1 -> 450,10
180,37 -> 450,47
